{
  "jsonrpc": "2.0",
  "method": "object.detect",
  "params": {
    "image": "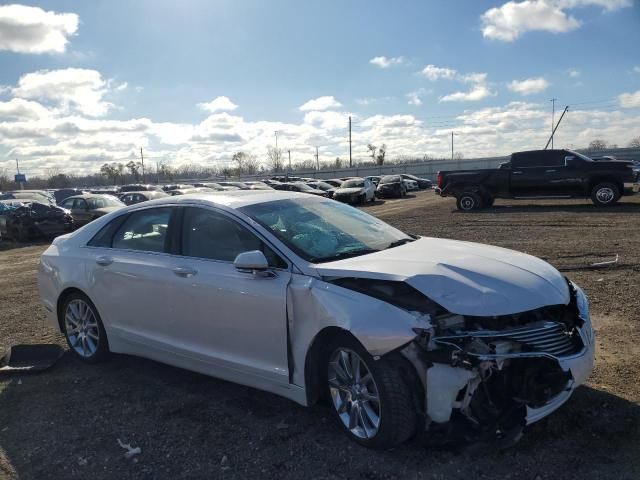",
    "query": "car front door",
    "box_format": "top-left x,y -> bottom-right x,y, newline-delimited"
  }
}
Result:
166,206 -> 291,388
